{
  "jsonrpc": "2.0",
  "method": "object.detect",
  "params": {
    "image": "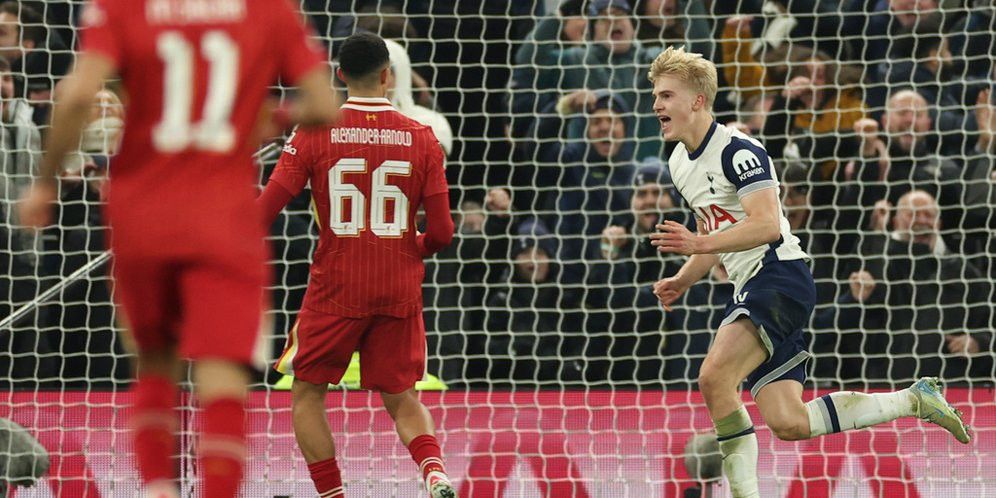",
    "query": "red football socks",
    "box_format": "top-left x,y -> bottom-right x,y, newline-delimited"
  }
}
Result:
407,434 -> 447,481
131,375 -> 178,487
198,397 -> 246,498
308,457 -> 344,497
